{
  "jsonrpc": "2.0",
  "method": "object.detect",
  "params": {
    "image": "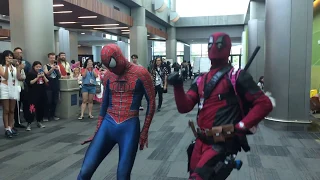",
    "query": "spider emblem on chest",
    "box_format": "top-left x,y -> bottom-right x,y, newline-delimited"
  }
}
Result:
109,77 -> 136,94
